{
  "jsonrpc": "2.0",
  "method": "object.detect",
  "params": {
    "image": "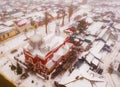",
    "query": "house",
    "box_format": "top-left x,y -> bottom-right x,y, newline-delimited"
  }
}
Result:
14,19 -> 33,32
0,25 -> 19,42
